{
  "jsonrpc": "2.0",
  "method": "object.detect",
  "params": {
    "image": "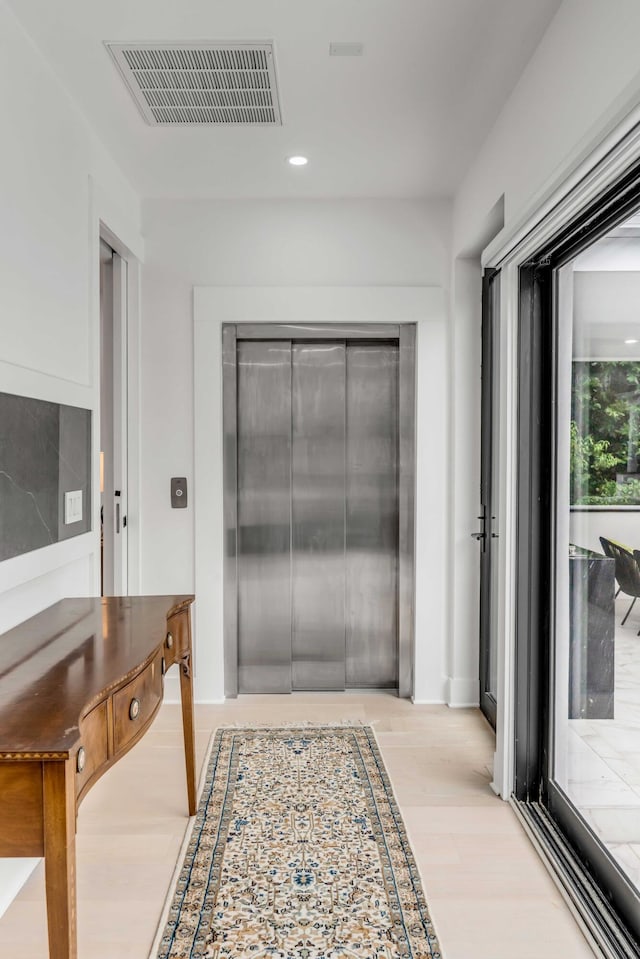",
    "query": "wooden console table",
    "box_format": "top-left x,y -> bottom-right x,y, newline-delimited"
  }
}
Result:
0,595 -> 196,959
